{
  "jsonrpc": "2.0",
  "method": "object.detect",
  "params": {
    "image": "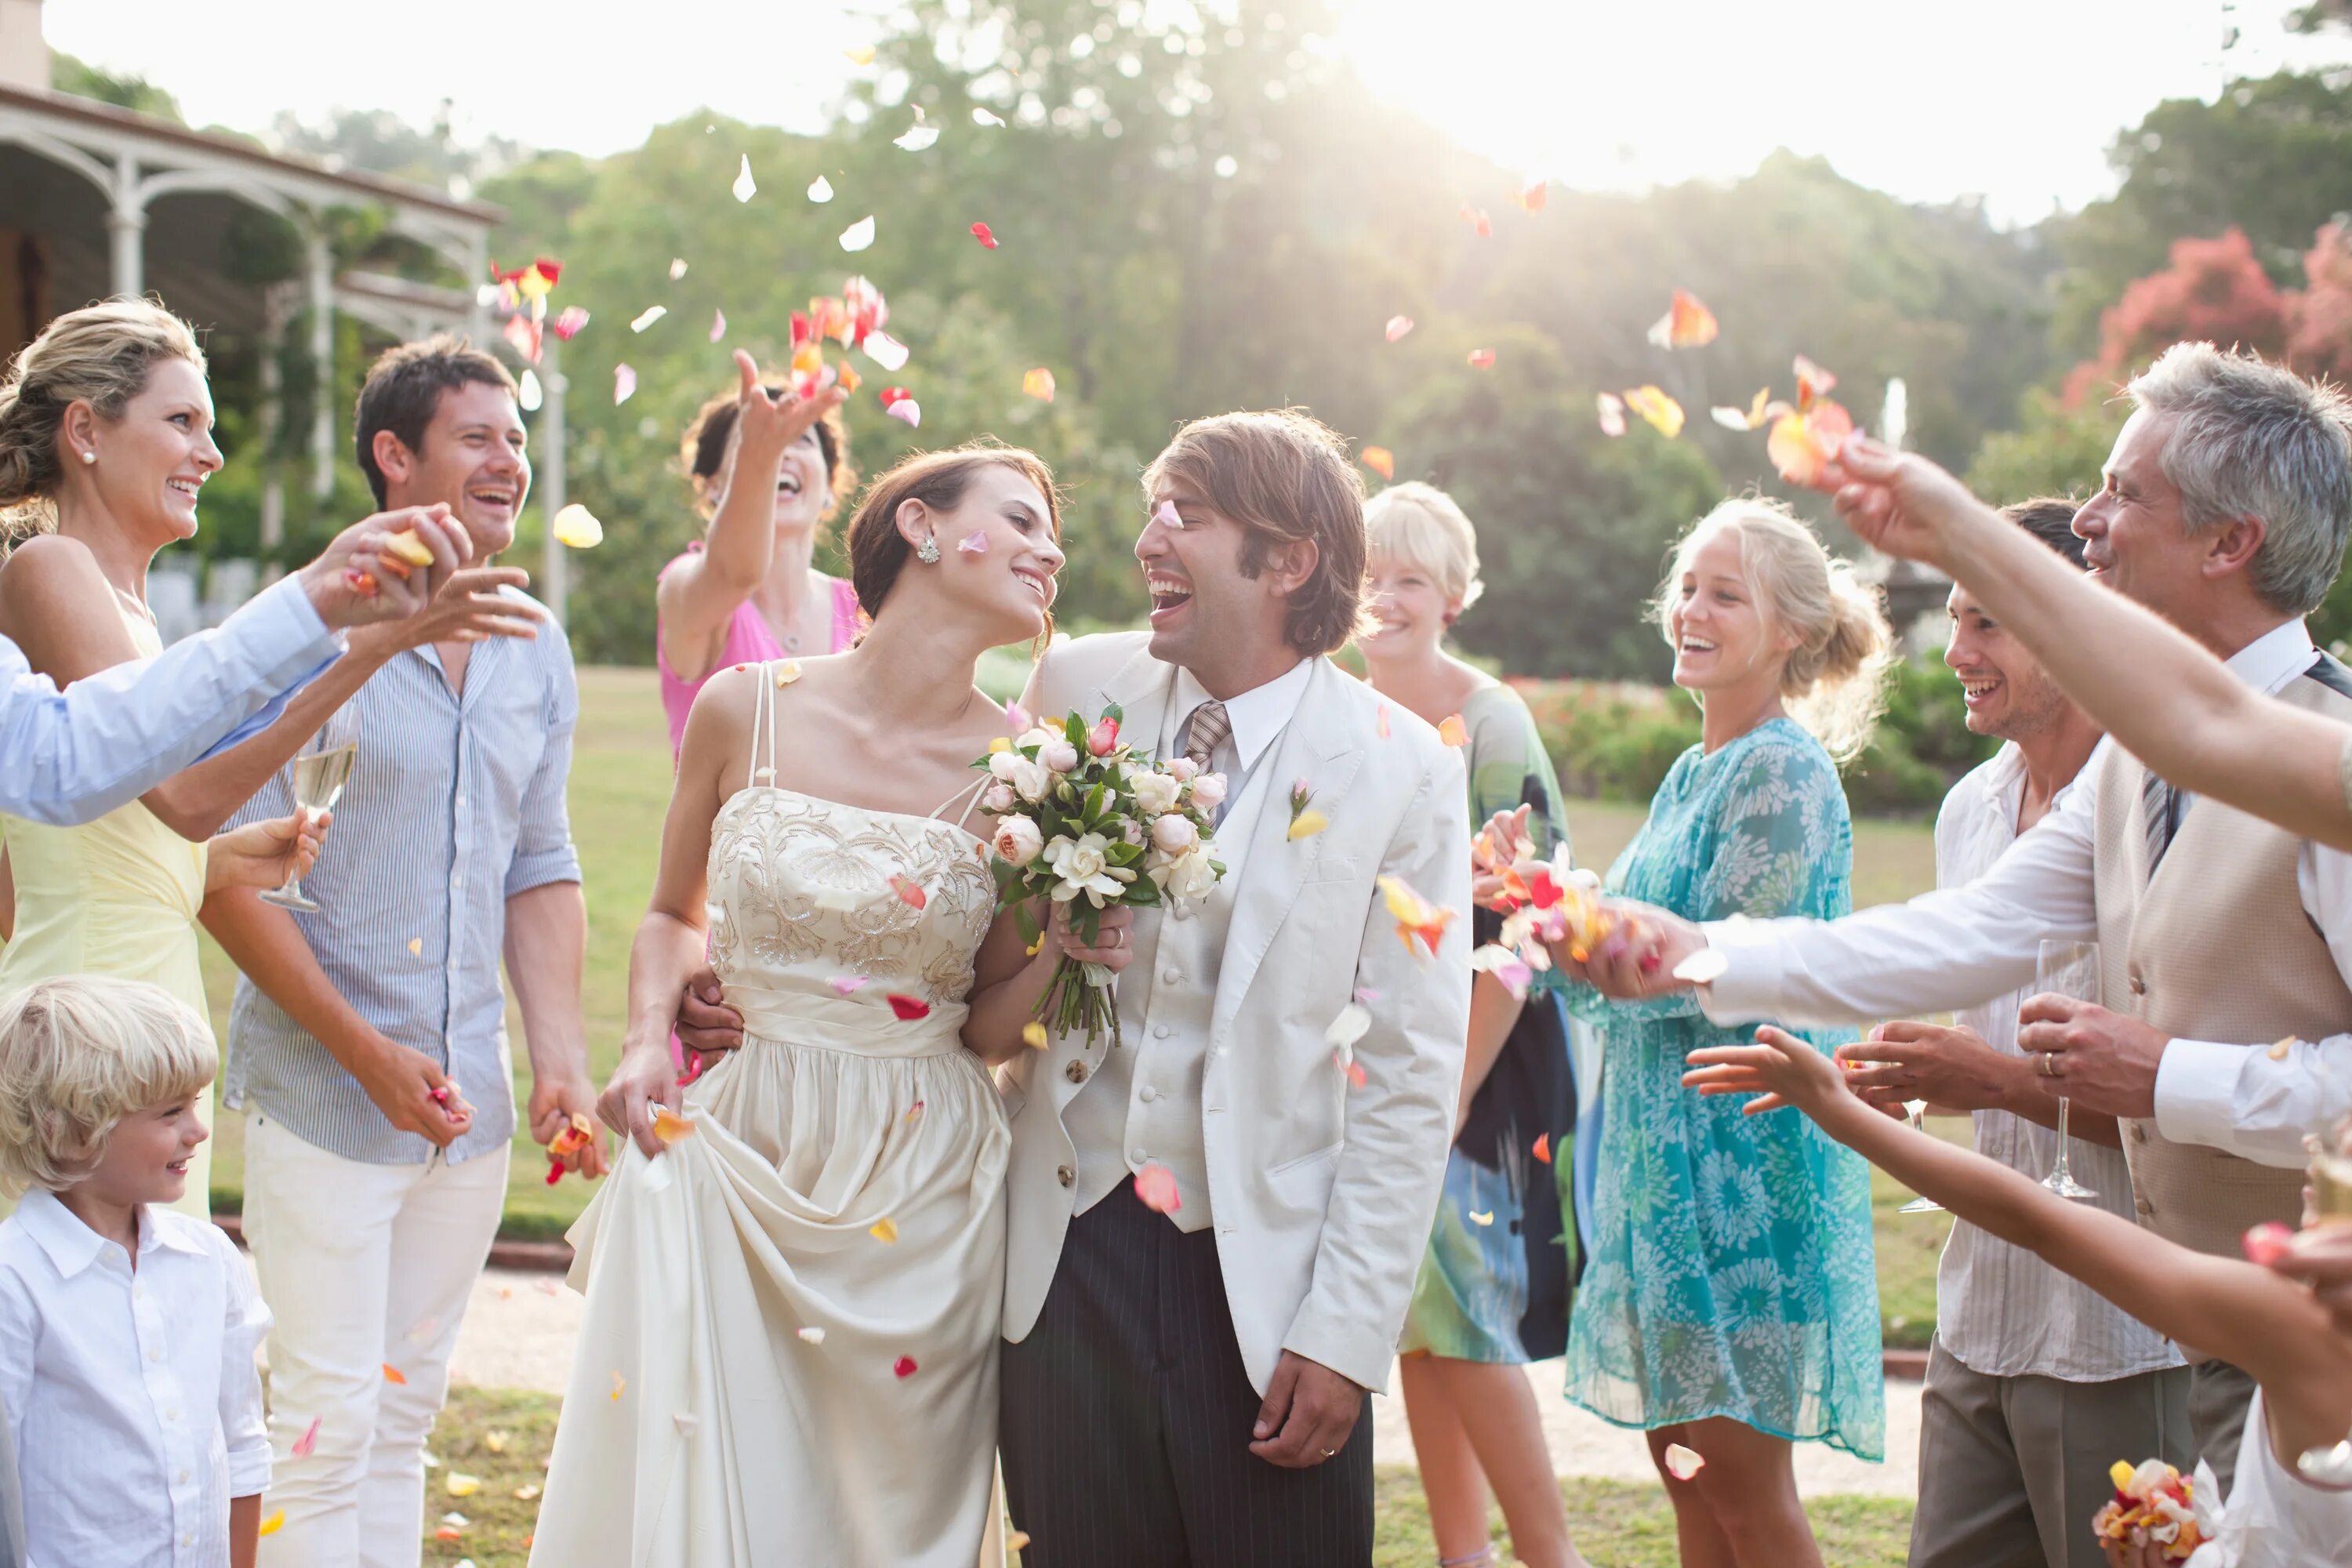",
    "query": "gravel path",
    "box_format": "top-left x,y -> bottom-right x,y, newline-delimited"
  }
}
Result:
443,1266 -> 1919,1497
